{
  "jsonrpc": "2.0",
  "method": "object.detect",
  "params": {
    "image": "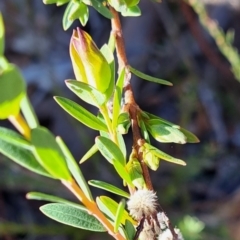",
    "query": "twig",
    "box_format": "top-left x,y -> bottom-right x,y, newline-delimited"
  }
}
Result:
109,6 -> 178,240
